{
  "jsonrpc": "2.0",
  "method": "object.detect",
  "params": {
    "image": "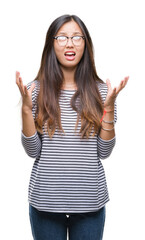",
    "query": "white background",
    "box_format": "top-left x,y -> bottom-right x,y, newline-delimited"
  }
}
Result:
0,0 -> 145,239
